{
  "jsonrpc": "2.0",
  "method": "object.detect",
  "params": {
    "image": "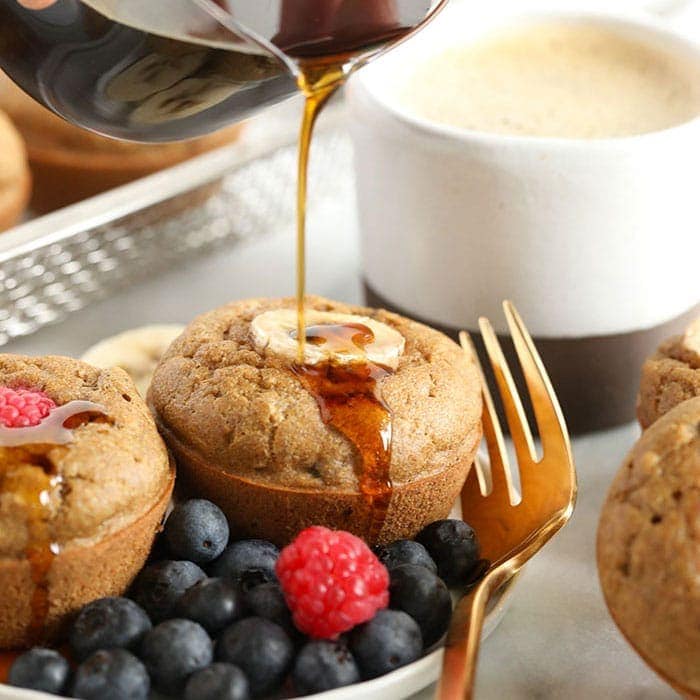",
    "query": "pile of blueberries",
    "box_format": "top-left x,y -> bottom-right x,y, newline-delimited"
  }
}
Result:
8,499 -> 483,700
